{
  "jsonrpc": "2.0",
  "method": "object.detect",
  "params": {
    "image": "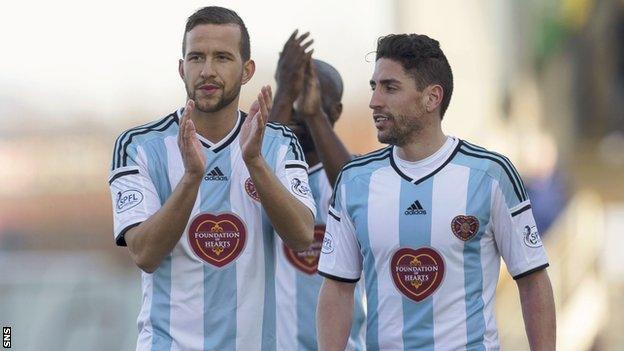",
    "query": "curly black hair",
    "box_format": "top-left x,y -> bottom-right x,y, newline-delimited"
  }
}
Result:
376,34 -> 453,118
